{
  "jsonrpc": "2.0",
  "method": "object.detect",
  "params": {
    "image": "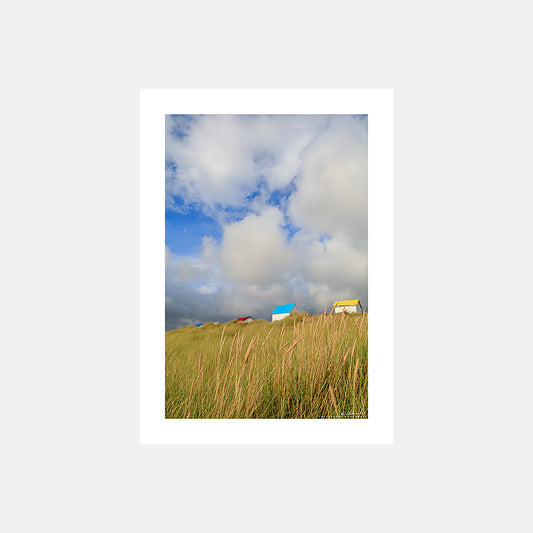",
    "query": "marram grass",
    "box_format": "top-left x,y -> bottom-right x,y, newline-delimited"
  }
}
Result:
165,311 -> 368,419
